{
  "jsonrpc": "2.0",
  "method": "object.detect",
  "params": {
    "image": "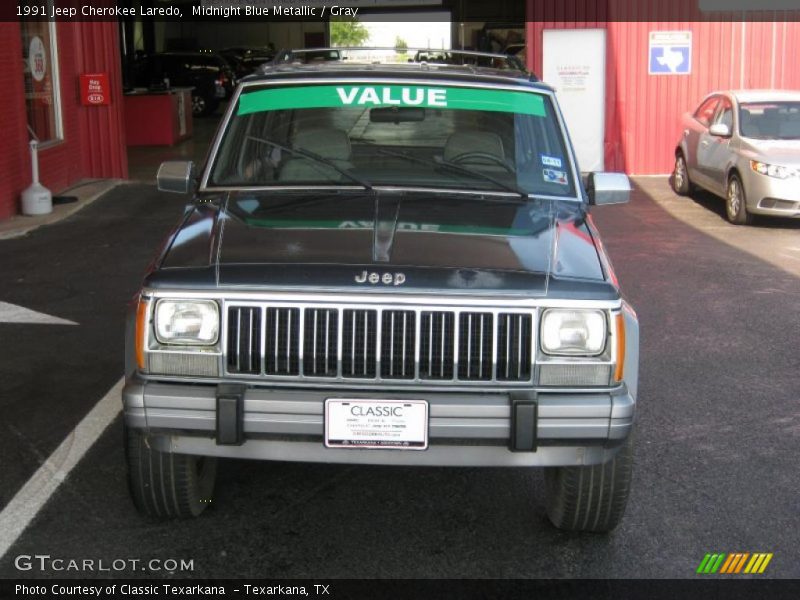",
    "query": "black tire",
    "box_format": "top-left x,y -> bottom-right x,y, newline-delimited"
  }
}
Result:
726,174 -> 753,225
125,426 -> 217,519
671,152 -> 692,195
544,434 -> 634,532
